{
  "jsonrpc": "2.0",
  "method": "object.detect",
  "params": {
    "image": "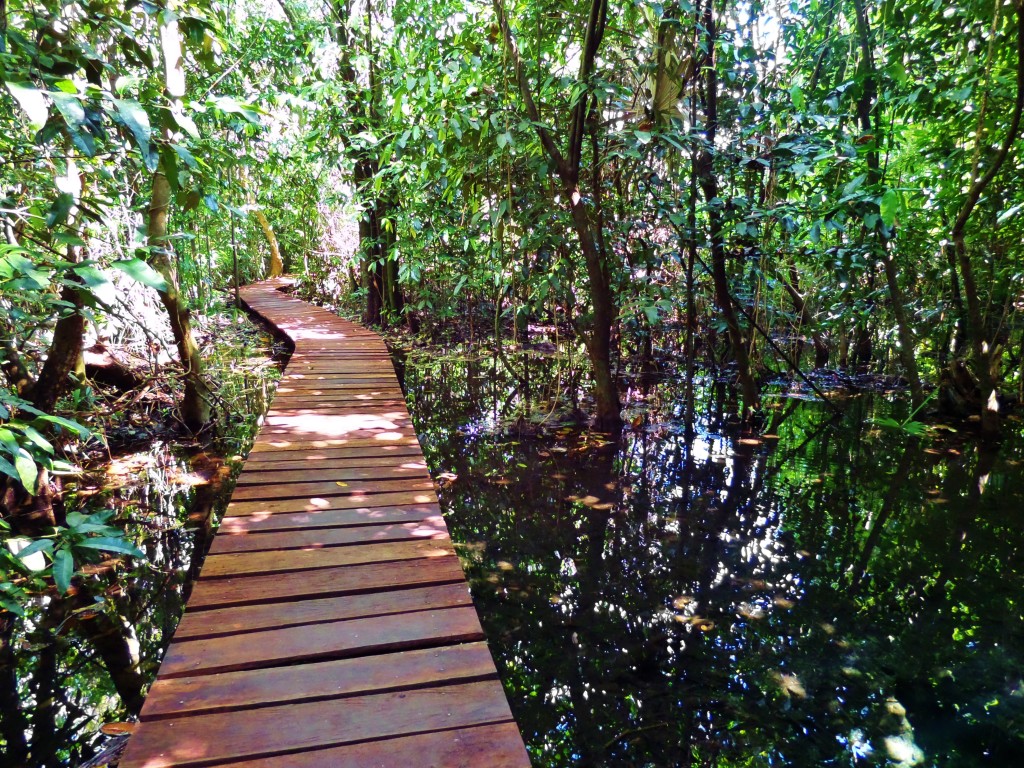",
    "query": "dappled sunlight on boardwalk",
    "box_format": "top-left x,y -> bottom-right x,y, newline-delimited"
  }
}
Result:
117,279 -> 529,768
